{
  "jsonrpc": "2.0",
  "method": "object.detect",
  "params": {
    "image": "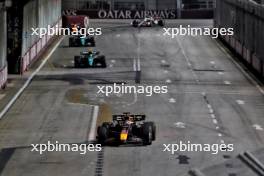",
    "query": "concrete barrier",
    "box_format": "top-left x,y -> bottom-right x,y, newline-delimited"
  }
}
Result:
20,18 -> 62,73
0,66 -> 7,89
215,0 -> 264,79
